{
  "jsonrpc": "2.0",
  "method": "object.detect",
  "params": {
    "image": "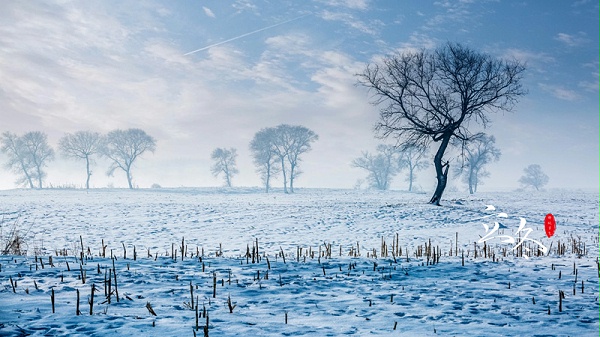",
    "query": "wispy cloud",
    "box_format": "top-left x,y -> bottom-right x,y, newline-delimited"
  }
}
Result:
232,0 -> 258,14
391,33 -> 437,55
555,32 -> 588,47
318,0 -> 370,10
539,83 -> 581,101
426,0 -> 473,30
202,6 -> 216,18
579,61 -> 599,91
320,10 -> 379,35
184,14 -> 308,55
500,48 -> 555,73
